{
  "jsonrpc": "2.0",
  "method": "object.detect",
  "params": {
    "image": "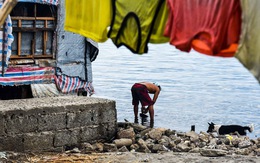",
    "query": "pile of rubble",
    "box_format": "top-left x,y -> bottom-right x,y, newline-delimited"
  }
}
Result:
77,122 -> 260,157
1,122 -> 260,162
